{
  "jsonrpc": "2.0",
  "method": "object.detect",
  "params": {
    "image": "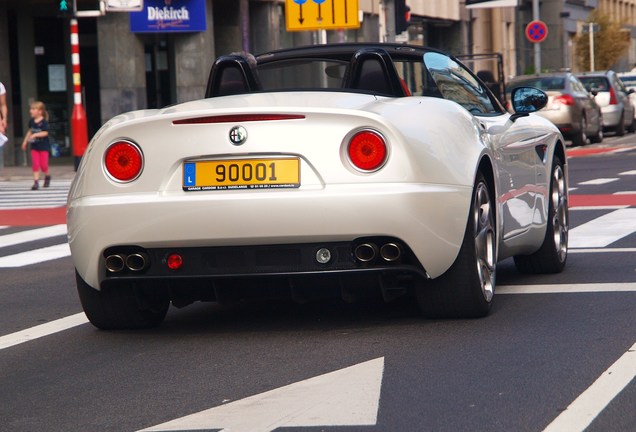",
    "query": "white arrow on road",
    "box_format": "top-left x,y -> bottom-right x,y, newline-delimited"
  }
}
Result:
139,357 -> 384,432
